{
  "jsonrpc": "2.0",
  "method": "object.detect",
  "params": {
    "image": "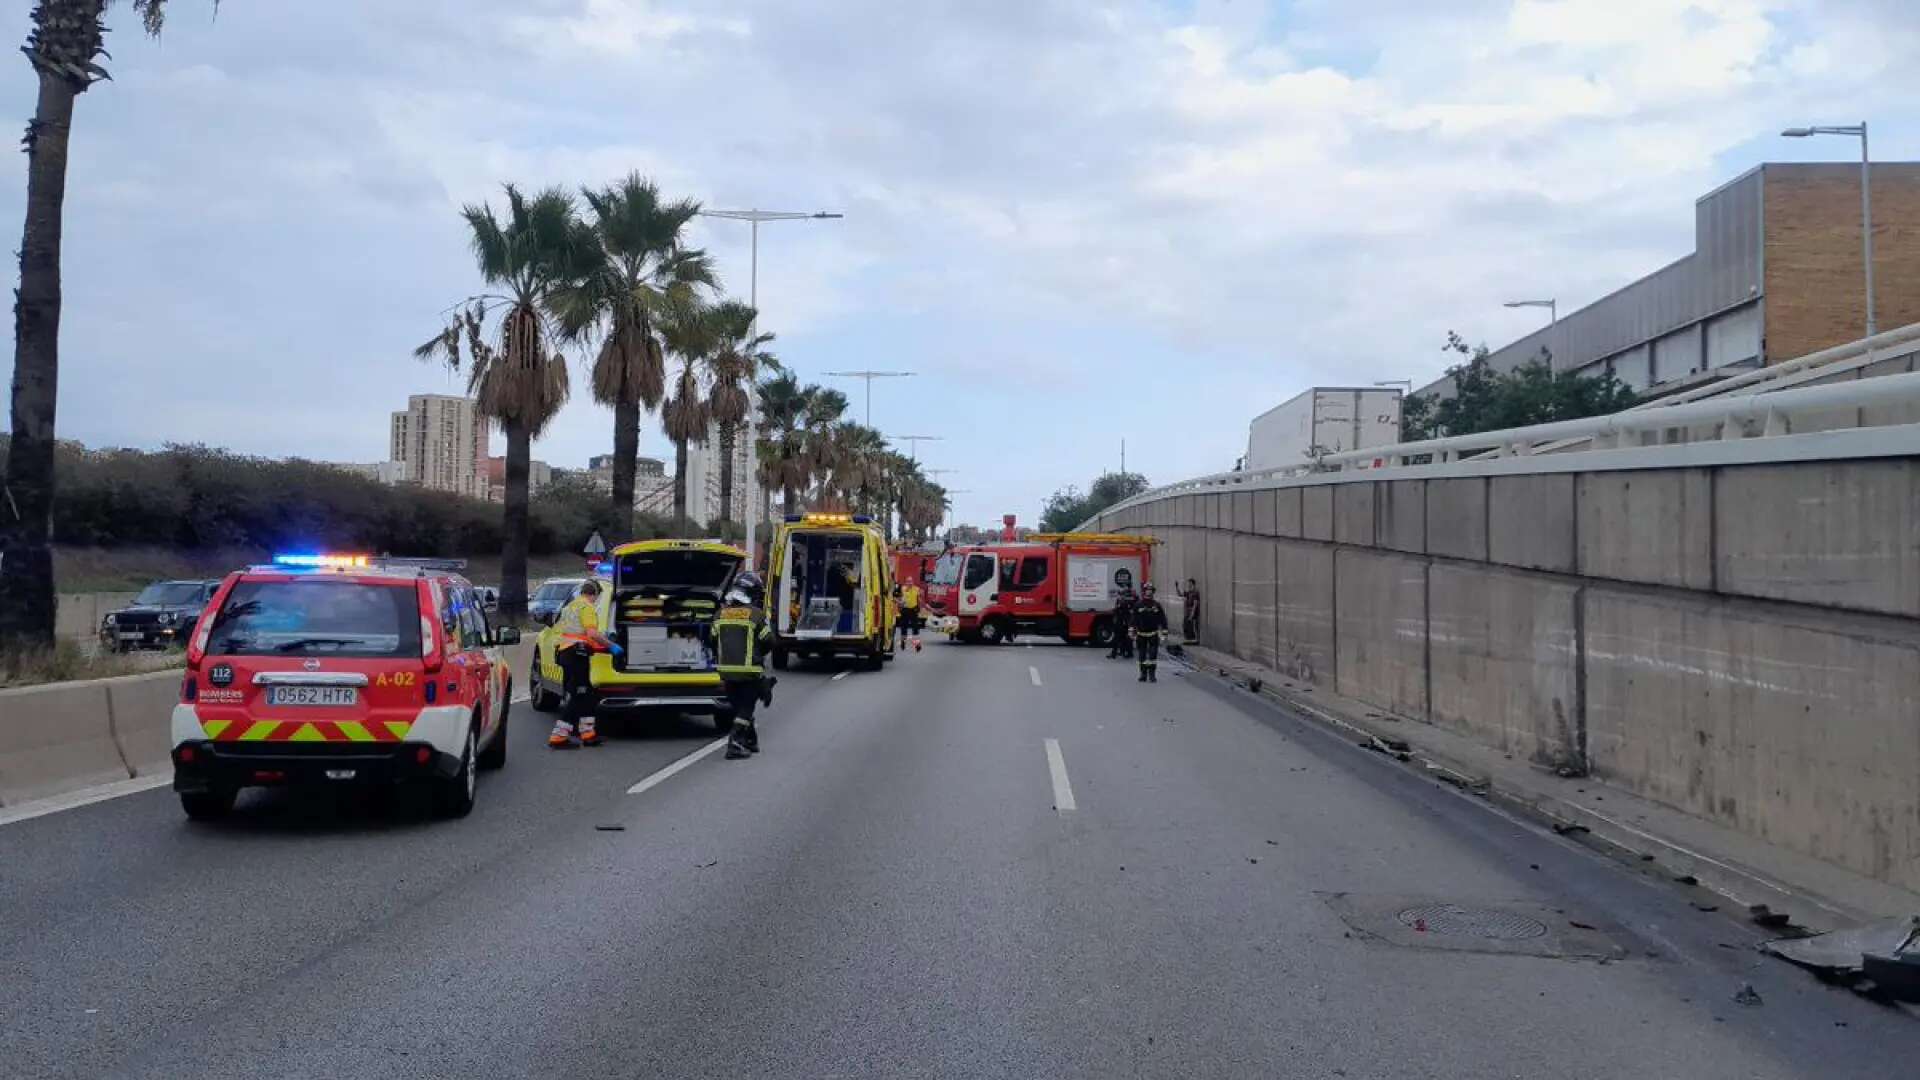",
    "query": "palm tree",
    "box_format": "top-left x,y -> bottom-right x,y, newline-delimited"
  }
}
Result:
657,299 -> 718,532
816,422 -> 888,512
755,373 -> 810,520
551,174 -> 713,542
2,1 -> 203,646
755,376 -> 847,519
416,185 -> 593,620
705,300 -> 780,532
